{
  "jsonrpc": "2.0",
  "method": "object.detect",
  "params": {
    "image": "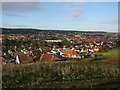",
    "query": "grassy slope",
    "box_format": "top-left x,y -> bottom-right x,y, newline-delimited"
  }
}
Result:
96,47 -> 119,64
2,47 -> 120,88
